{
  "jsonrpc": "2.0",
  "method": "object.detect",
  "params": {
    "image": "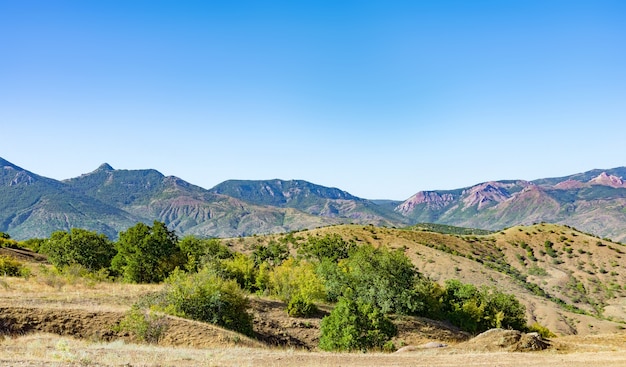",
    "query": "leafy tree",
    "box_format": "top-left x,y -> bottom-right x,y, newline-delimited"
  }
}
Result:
268,258 -> 325,316
252,240 -> 289,267
111,221 -> 184,283
40,228 -> 115,271
319,244 -> 423,314
319,297 -> 397,352
0,232 -> 10,240
298,234 -> 355,263
441,279 -> 526,333
178,236 -> 232,272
